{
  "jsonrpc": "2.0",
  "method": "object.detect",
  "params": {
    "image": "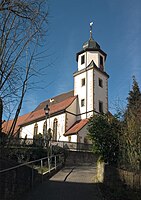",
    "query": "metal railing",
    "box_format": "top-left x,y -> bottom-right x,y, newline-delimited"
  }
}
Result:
0,154 -> 64,185
0,154 -> 64,200
52,140 -> 93,152
0,137 -> 93,152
